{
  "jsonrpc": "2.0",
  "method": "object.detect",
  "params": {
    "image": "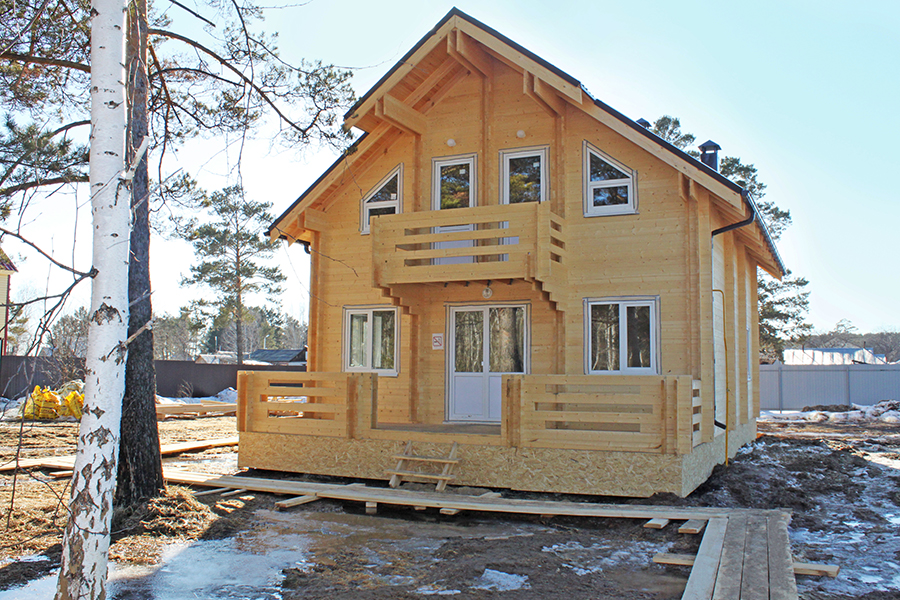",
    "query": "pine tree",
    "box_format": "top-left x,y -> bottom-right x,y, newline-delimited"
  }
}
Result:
181,185 -> 285,365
